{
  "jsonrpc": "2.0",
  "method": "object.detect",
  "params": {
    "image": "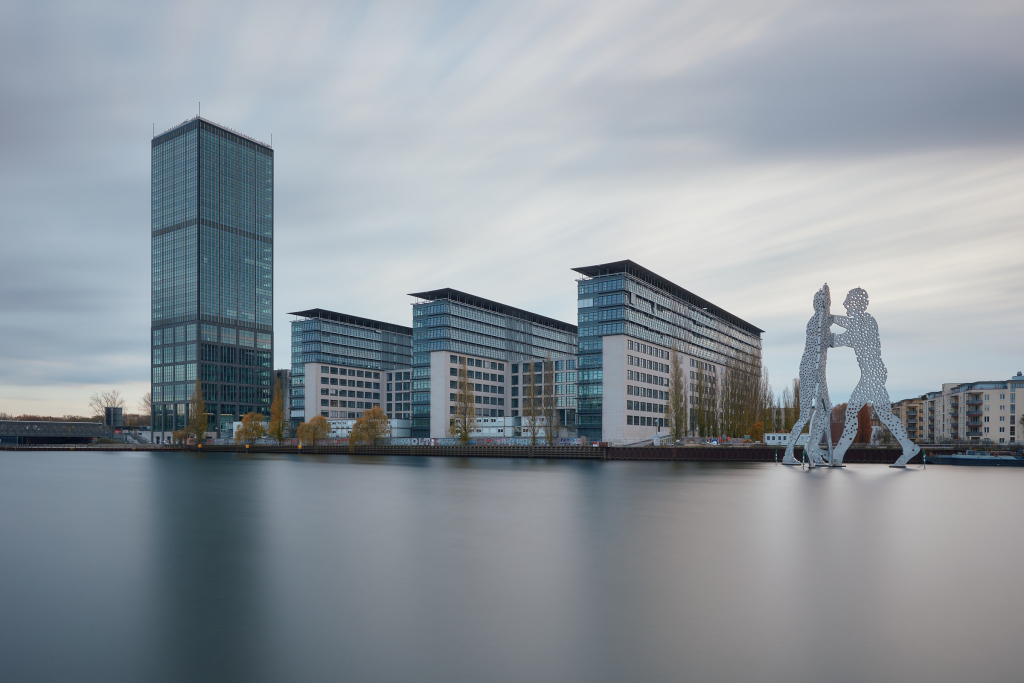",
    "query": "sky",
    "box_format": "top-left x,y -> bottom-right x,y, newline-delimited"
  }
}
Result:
1,0 -> 1022,416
